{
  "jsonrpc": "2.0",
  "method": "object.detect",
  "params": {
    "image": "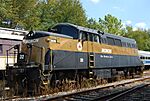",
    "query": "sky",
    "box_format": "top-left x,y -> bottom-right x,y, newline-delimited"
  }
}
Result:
80,0 -> 150,30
